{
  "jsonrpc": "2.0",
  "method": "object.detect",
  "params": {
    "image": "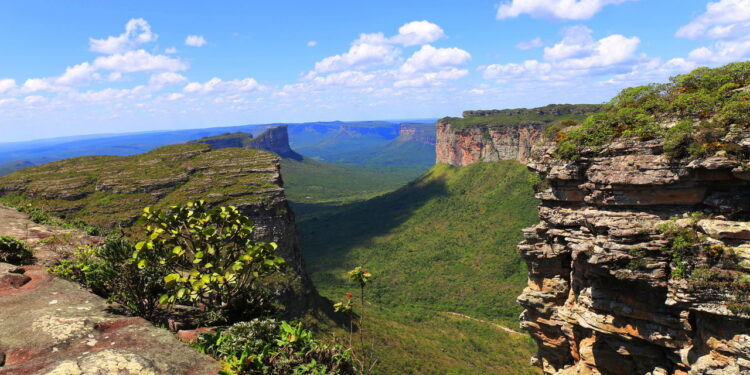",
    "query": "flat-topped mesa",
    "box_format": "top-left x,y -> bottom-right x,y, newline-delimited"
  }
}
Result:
436,104 -> 602,166
0,143 -> 315,315
187,131 -> 253,149
247,126 -> 303,161
397,123 -> 437,145
518,128 -> 750,371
